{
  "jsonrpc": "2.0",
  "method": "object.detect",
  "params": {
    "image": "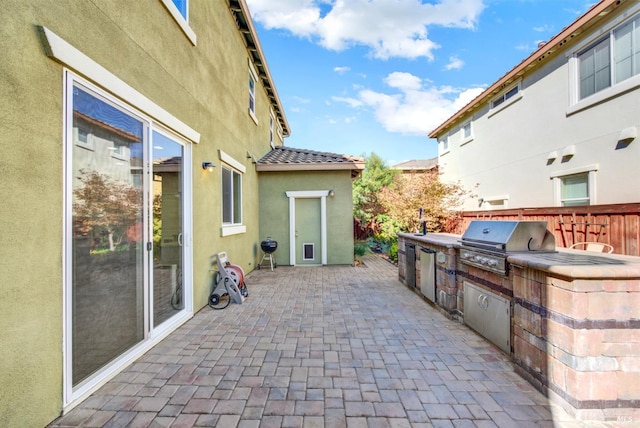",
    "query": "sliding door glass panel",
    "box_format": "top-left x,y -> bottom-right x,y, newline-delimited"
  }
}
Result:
71,84 -> 145,385
152,131 -> 184,326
